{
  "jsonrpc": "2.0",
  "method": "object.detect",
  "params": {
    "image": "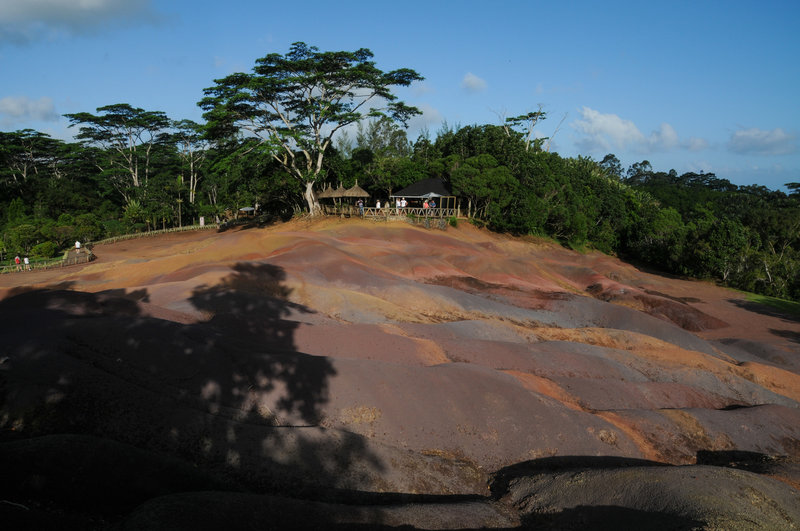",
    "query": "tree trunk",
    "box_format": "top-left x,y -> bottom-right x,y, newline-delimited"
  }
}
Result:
304,181 -> 321,215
